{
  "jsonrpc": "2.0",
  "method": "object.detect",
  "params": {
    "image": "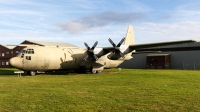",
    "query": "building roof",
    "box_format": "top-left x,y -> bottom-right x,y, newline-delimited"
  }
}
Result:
147,54 -> 170,56
145,41 -> 200,49
137,42 -> 200,52
0,44 -> 17,49
23,40 -> 79,48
